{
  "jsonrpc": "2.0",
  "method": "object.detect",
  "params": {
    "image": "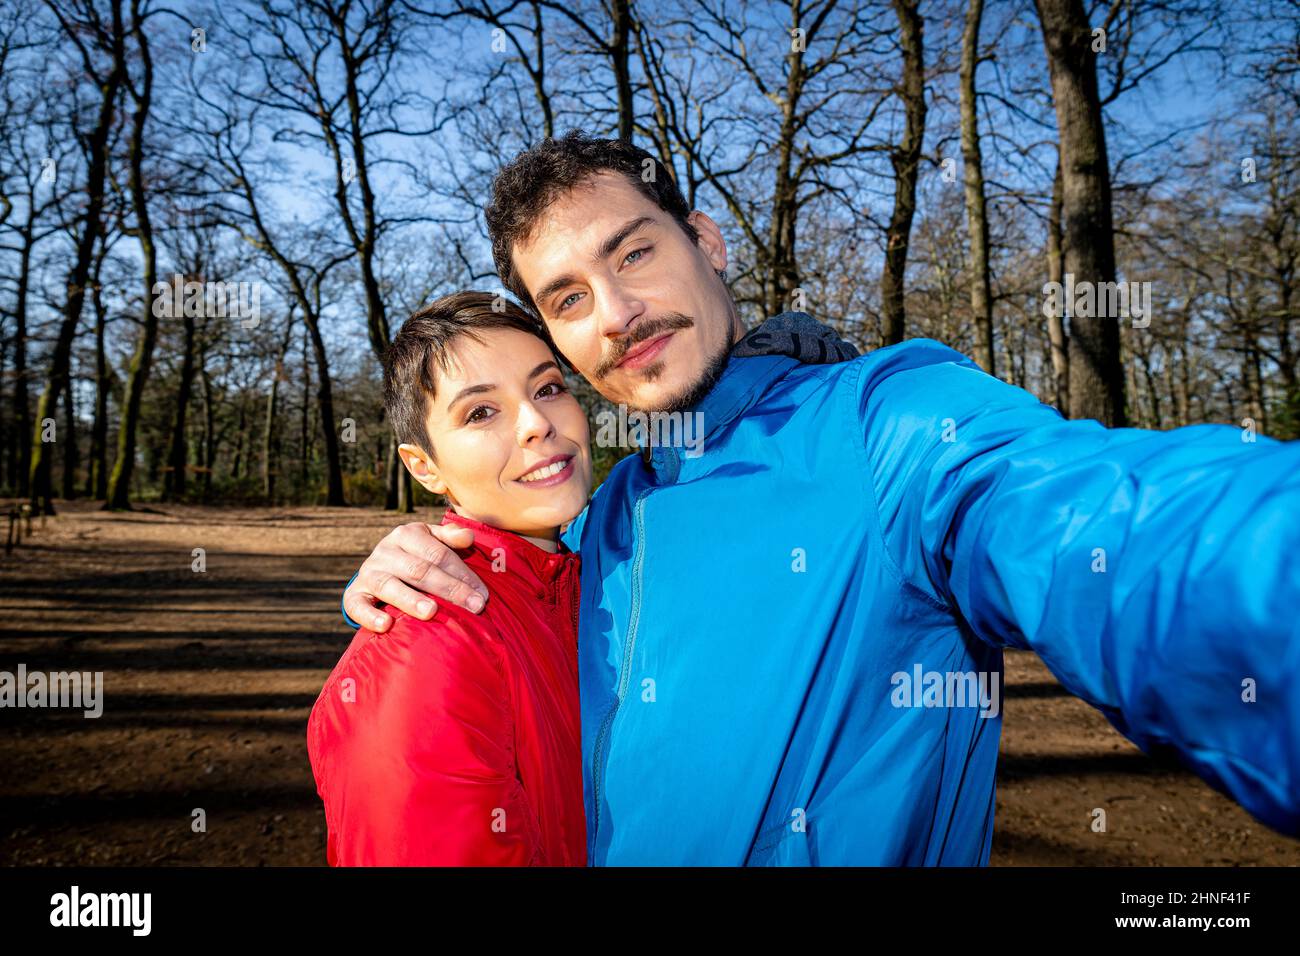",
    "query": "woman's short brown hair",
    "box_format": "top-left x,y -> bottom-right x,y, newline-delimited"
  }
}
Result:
383,290 -> 559,457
